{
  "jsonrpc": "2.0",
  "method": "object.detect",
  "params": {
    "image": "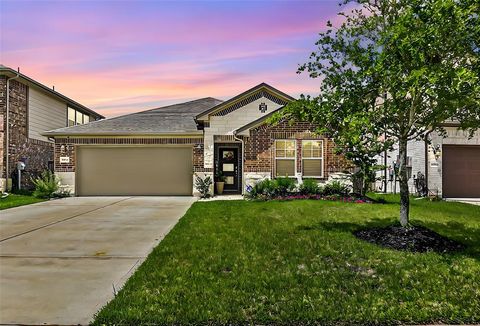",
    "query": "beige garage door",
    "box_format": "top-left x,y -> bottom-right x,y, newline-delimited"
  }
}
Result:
76,146 -> 193,196
442,145 -> 480,198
